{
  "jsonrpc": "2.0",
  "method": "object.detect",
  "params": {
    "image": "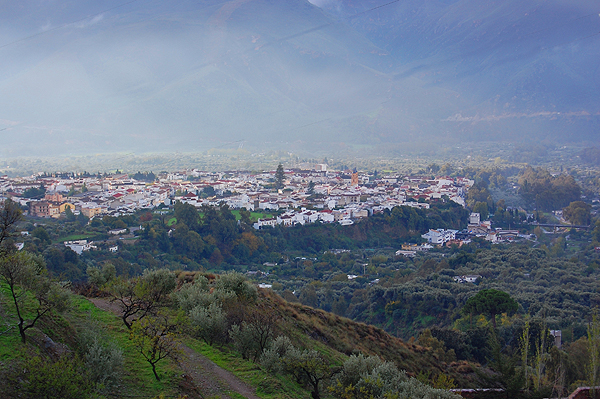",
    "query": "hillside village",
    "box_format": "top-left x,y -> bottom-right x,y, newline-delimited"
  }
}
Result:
0,166 -> 468,214
0,165 -> 532,250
